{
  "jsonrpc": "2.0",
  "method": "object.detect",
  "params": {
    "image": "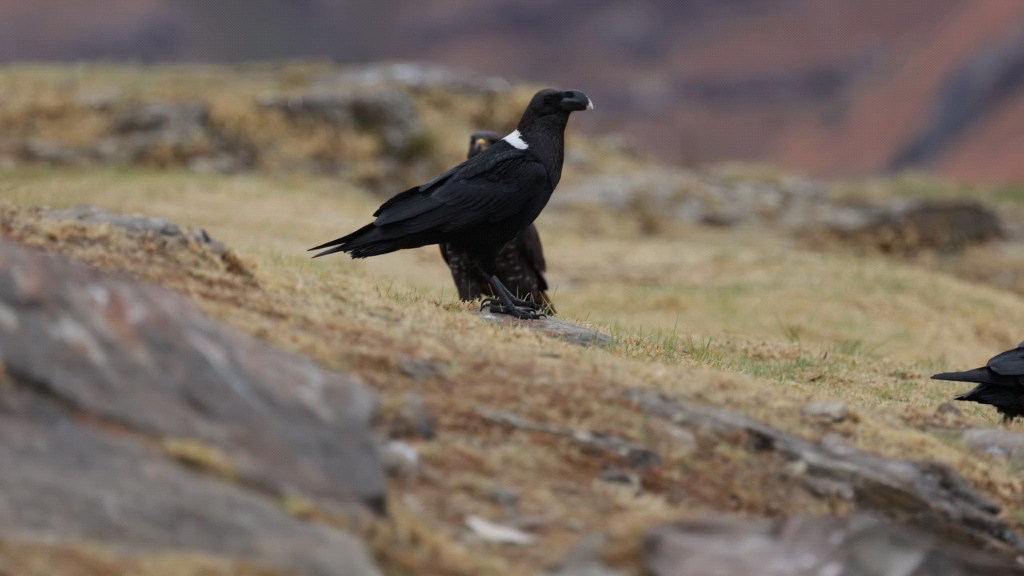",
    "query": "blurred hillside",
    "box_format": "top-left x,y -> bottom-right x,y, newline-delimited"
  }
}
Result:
6,1 -> 1024,184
